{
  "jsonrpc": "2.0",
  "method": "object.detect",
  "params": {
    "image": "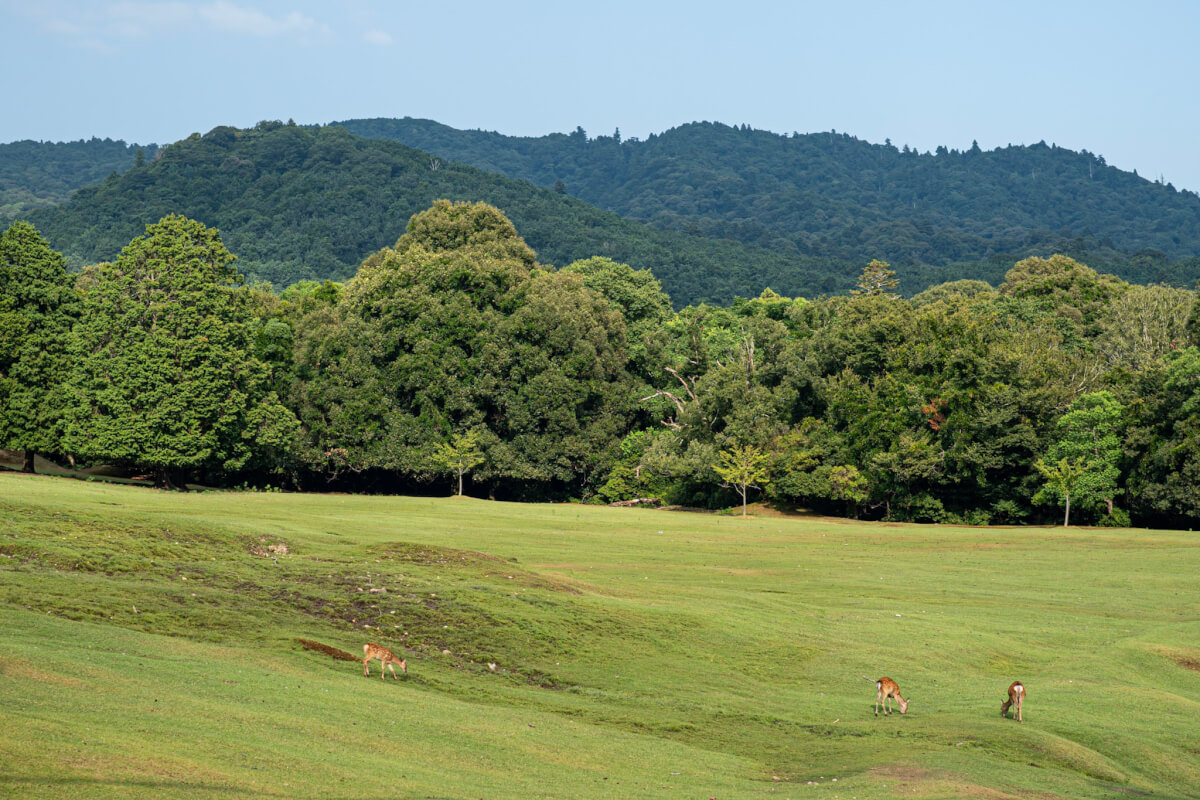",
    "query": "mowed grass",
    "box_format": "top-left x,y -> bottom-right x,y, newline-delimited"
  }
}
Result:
2,474 -> 1199,799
